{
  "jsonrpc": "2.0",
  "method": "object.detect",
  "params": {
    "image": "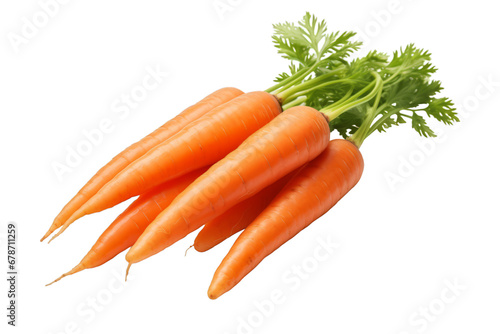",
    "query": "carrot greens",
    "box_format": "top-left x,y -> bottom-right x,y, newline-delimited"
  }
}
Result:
266,14 -> 458,147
